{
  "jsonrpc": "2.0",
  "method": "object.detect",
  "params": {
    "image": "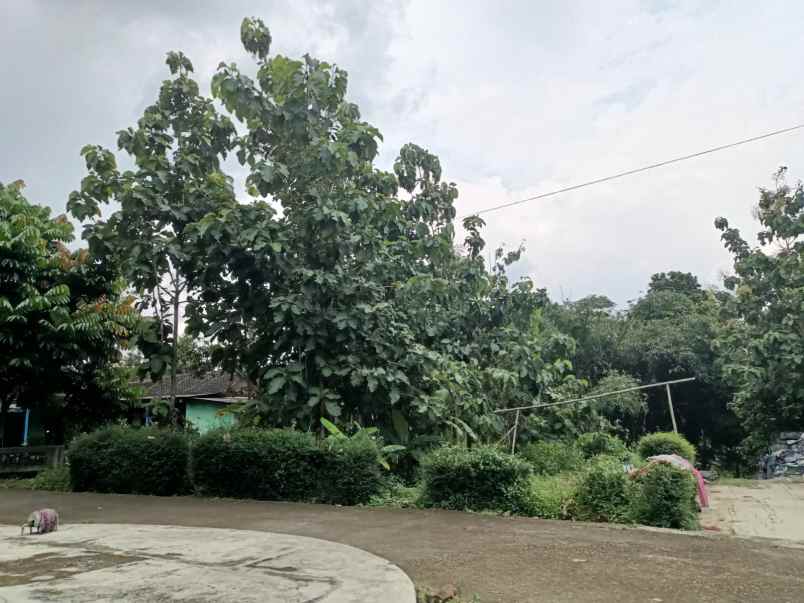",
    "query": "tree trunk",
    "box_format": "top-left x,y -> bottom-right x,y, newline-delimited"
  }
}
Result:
170,281 -> 181,427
